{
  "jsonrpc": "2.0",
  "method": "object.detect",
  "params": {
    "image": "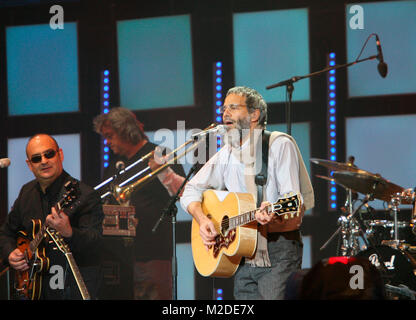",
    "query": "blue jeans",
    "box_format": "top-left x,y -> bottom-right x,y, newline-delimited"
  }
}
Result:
233,235 -> 303,300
